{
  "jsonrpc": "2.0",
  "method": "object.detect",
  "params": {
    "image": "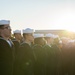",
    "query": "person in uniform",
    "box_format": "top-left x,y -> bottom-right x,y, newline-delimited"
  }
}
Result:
43,33 -> 56,75
51,35 -> 62,75
14,28 -> 35,75
0,20 -> 15,75
12,30 -> 22,54
13,30 -> 23,43
32,34 -> 46,75
61,37 -> 73,75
